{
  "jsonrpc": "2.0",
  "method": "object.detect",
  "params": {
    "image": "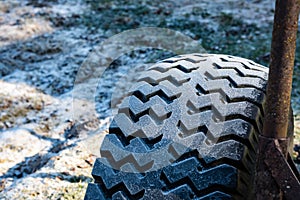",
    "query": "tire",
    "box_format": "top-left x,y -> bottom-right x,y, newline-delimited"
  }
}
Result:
84,54 -> 271,200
